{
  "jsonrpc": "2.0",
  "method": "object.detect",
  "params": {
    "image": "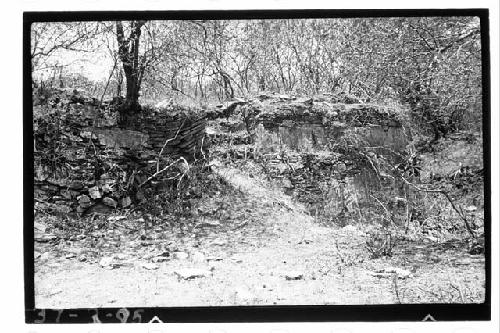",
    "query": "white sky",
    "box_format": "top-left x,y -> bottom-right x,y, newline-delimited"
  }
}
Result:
34,48 -> 115,82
